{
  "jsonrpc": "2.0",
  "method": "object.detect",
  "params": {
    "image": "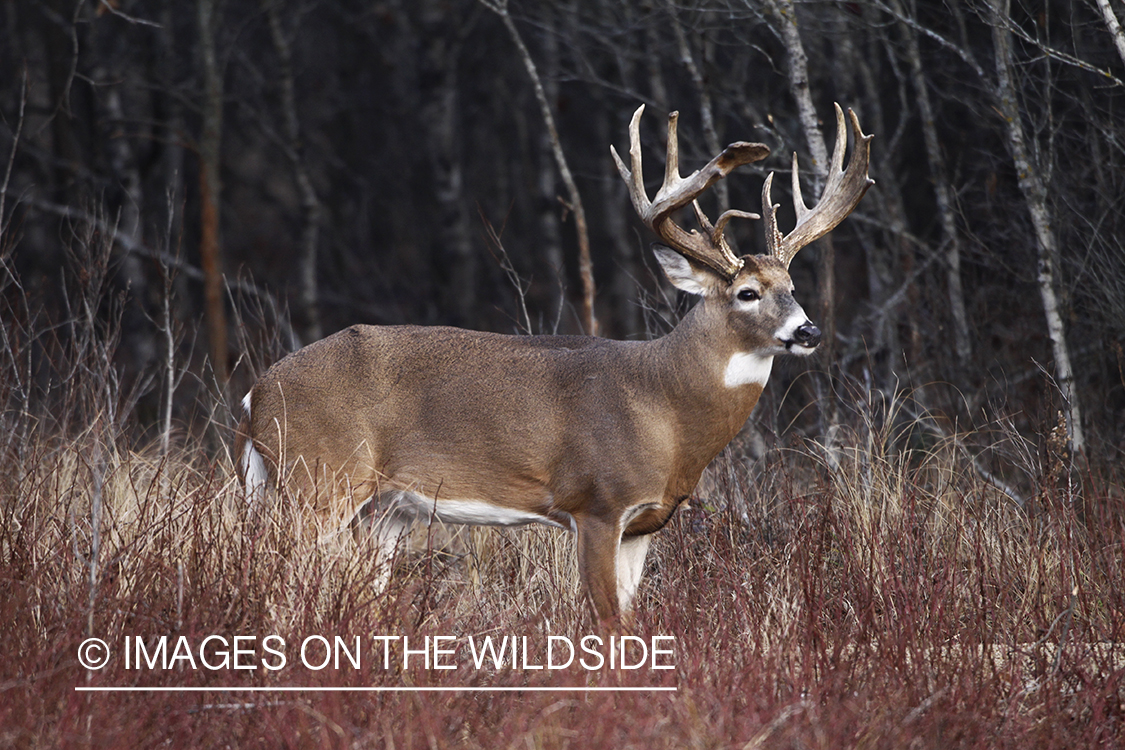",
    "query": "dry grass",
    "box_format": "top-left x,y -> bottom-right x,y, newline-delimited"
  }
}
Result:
3,390 -> 1122,748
